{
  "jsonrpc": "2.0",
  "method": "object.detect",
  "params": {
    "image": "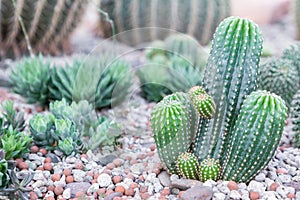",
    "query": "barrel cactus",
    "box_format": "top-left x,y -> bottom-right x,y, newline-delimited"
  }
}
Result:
290,90 -> 300,148
9,55 -> 52,106
176,152 -> 200,180
282,42 -> 300,73
151,92 -> 199,173
258,58 -> 299,108
99,0 -> 230,46
222,90 -> 287,182
199,158 -> 220,182
0,0 -> 87,59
